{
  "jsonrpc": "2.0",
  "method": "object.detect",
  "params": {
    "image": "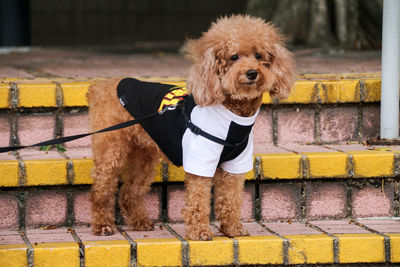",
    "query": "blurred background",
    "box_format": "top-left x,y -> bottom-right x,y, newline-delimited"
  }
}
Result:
0,0 -> 383,50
